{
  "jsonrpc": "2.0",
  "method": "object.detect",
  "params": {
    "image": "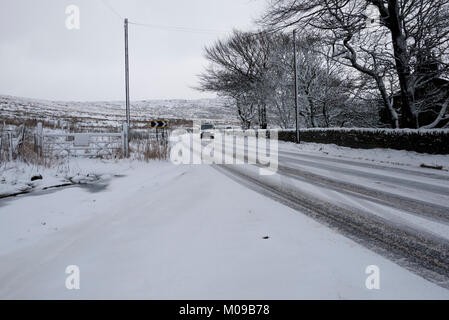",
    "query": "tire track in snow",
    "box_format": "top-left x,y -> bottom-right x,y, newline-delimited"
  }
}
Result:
274,163 -> 449,225
280,150 -> 449,181
214,164 -> 449,290
279,154 -> 449,196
